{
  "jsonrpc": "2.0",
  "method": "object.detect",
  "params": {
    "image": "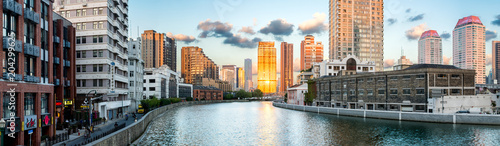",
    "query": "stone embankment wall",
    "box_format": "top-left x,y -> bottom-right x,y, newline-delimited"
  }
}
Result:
273,102 -> 500,125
